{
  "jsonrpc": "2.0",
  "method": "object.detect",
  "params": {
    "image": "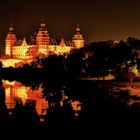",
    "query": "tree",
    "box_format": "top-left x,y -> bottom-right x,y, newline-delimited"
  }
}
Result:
41,54 -> 66,79
66,49 -> 87,78
127,65 -> 139,87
